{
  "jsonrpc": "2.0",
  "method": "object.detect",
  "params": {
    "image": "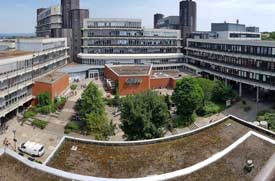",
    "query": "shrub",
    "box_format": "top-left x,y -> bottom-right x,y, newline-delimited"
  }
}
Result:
36,105 -> 55,115
55,97 -> 67,110
34,160 -> 43,164
257,111 -> 275,132
23,110 -> 37,119
70,84 -> 77,91
196,102 -> 223,117
32,119 -> 48,129
65,122 -> 80,131
64,129 -> 71,134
